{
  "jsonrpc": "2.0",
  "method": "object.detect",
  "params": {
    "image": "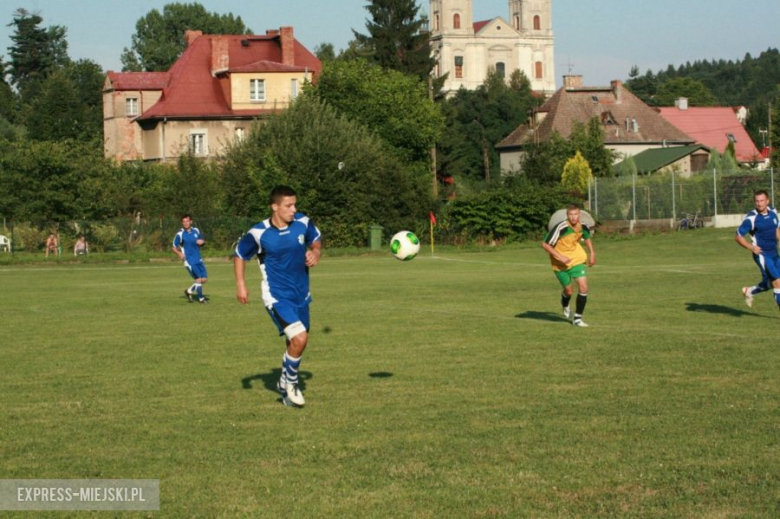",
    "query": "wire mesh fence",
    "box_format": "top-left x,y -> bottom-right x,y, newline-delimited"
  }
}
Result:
588,168 -> 775,221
